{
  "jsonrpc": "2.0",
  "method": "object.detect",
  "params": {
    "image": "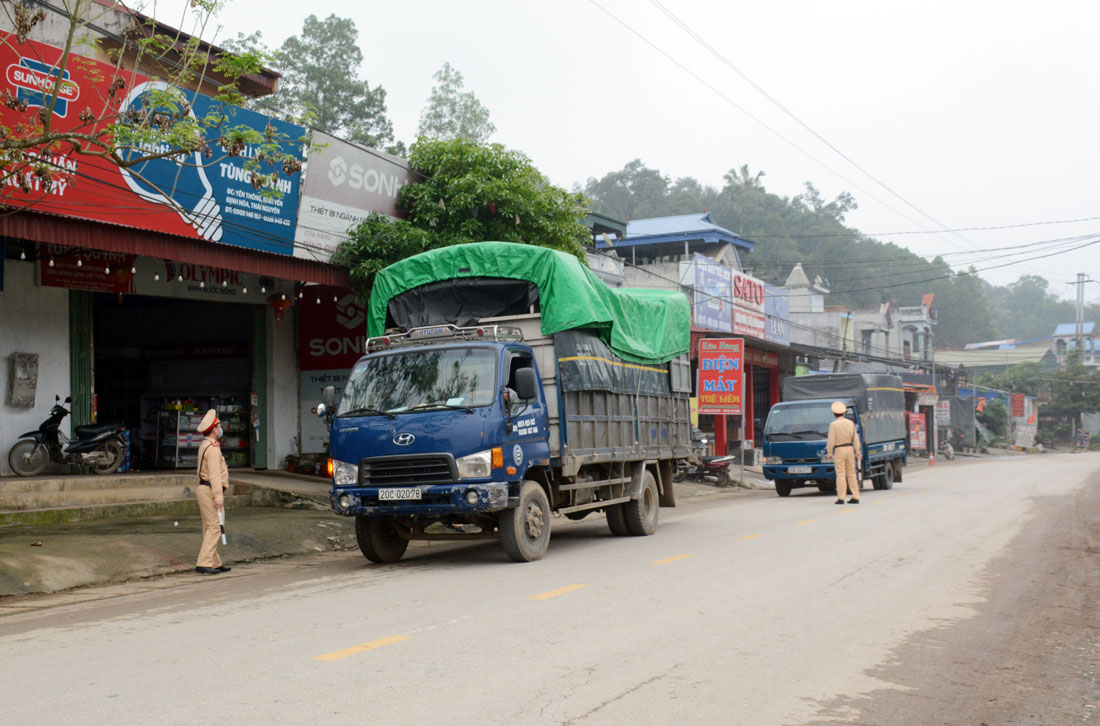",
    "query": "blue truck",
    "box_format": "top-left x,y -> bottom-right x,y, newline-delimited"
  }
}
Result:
318,242 -> 693,562
761,373 -> 908,497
